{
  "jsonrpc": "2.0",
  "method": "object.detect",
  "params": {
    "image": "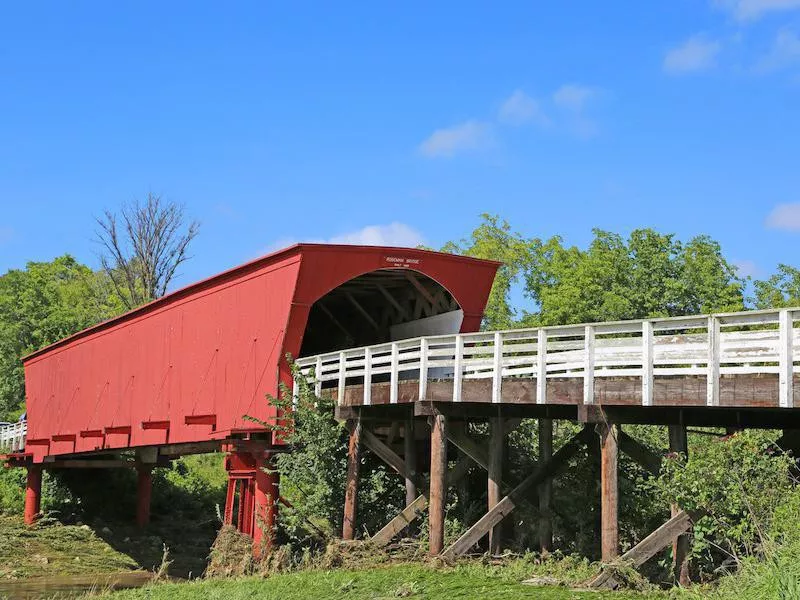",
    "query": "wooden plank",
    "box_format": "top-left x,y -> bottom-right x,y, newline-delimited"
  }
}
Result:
361,428 -> 423,489
584,325 -> 595,405
346,292 -> 380,331
590,510 -> 697,590
342,419 -> 361,540
453,336 -> 463,402
442,426 -> 593,560
338,352 -> 347,405
779,309 -> 794,409
538,418 -> 553,553
419,338 -> 429,401
600,423 -> 619,562
429,414 -> 448,555
488,417 -> 504,555
404,418 -> 417,507
618,430 -> 662,476
492,332 -> 503,404
537,329 -> 547,404
669,425 -> 690,587
363,348 -> 372,406
642,321 -> 654,407
376,282 -> 410,320
371,455 -> 472,547
707,316 -> 720,406
390,343 -> 399,404
404,271 -> 437,307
